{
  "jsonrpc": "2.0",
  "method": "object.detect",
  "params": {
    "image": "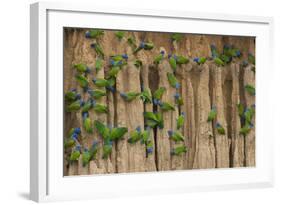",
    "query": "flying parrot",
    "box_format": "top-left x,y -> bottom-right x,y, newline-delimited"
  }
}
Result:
193,57 -> 207,65
82,148 -> 92,167
73,63 -> 91,74
82,112 -> 93,133
128,126 -> 142,144
177,112 -> 185,130
85,29 -> 104,39
171,33 -> 183,42
115,31 -> 125,41
87,89 -> 106,99
153,51 -> 165,65
168,54 -> 177,71
140,88 -> 152,104
75,74 -> 89,89
91,43 -> 104,59
167,72 -> 180,89
120,91 -> 140,102
153,87 -> 166,105
66,100 -> 84,112
69,145 -> 81,162
159,101 -> 175,111
167,130 -> 184,143
245,84 -> 255,96
65,88 -> 81,102
171,145 -> 187,156
95,58 -> 103,73
207,106 -> 217,122
215,122 -> 226,135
